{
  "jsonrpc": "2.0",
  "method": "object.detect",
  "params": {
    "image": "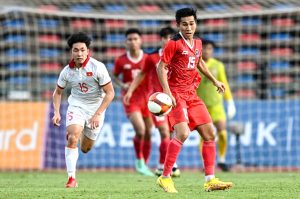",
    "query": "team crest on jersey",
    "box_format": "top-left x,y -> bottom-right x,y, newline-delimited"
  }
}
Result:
195,49 -> 200,57
124,64 -> 131,69
86,72 -> 93,76
182,50 -> 188,55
